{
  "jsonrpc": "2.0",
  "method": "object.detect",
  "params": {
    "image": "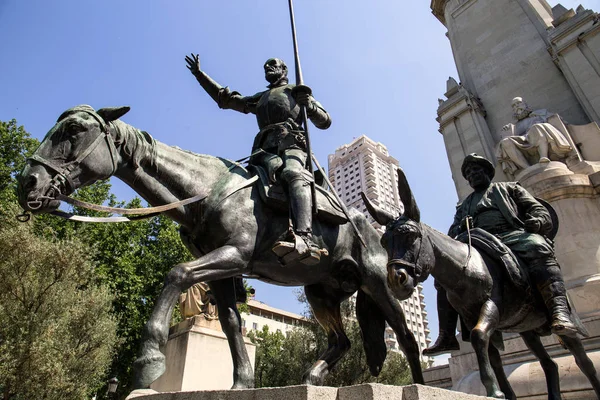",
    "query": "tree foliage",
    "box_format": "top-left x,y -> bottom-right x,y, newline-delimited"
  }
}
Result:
1,119 -> 194,399
0,203 -> 119,400
248,295 -> 412,388
0,119 -> 38,205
